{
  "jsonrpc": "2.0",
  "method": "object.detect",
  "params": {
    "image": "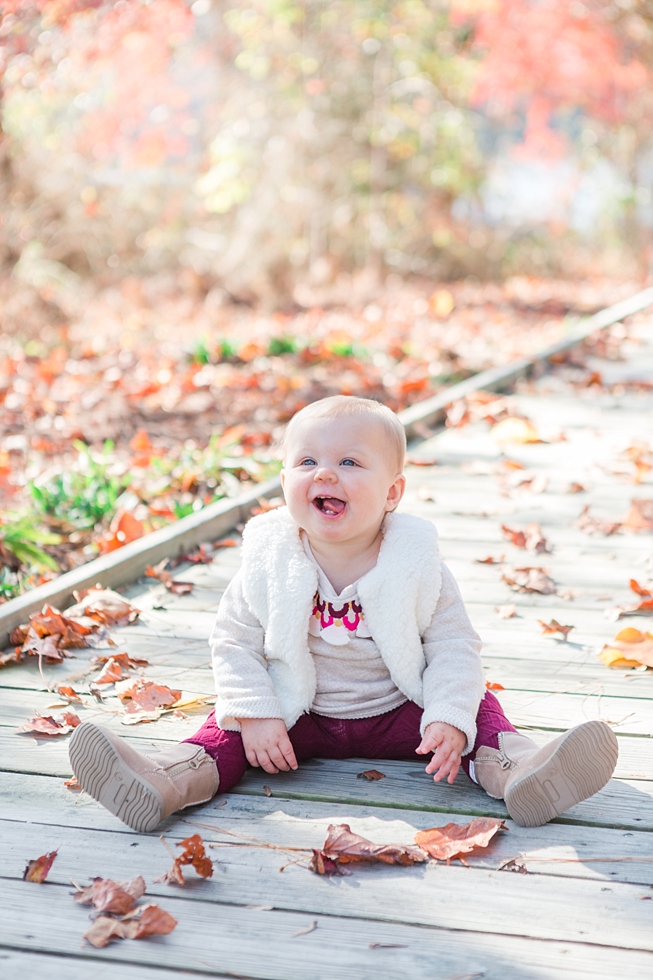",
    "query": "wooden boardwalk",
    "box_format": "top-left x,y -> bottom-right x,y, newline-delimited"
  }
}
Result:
2,317 -> 653,979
